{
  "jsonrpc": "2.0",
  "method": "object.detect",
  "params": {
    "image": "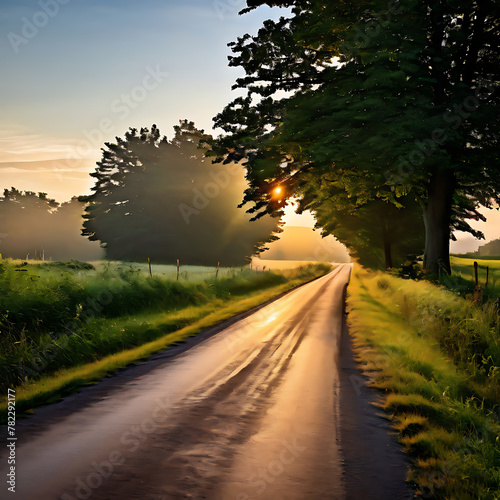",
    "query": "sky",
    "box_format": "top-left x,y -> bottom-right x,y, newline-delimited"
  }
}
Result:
0,0 -> 271,165
0,0 -> 498,252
